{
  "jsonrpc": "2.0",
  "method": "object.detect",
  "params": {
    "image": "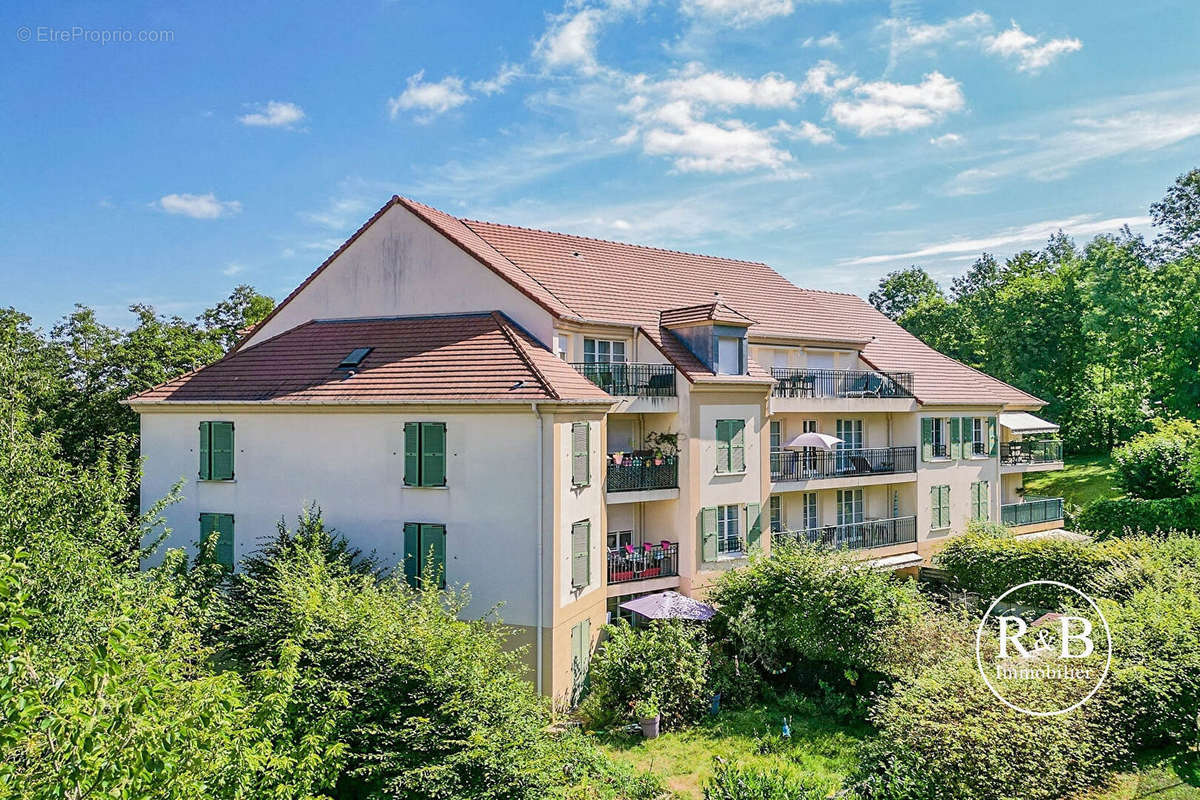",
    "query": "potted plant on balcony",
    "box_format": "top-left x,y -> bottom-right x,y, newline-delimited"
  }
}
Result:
634,695 -> 661,739
612,451 -> 625,466
645,431 -> 679,466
